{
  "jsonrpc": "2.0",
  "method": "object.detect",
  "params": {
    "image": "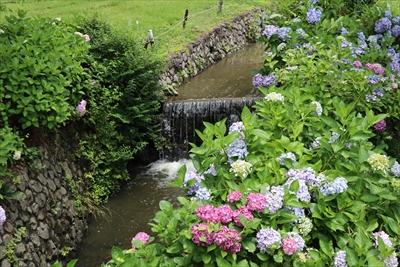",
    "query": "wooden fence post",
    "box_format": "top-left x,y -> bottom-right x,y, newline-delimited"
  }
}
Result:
183,9 -> 189,28
218,0 -> 223,14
